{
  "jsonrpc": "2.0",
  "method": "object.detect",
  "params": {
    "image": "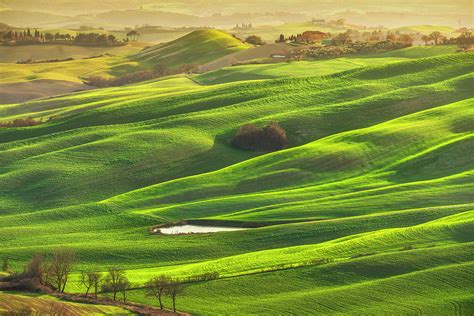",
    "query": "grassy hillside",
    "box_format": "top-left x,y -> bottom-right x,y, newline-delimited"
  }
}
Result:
0,30 -> 248,85
392,25 -> 456,35
0,52 -> 472,314
132,29 -> 249,67
195,57 -> 407,84
0,292 -> 130,315
378,45 -> 459,58
196,46 -> 460,85
0,30 -> 247,104
0,42 -> 145,63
